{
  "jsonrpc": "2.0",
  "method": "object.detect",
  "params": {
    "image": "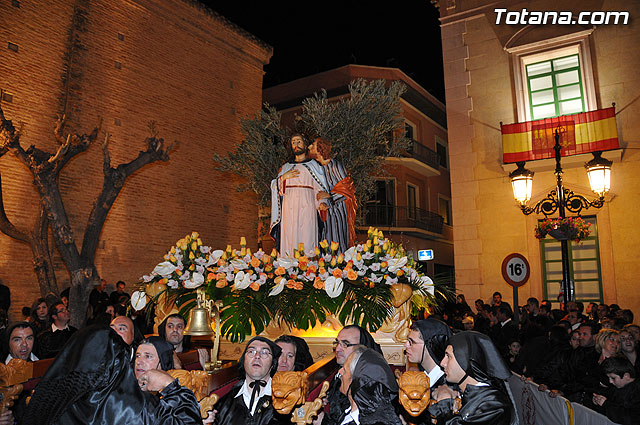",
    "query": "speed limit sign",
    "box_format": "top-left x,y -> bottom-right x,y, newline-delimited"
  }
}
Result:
501,253 -> 530,288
